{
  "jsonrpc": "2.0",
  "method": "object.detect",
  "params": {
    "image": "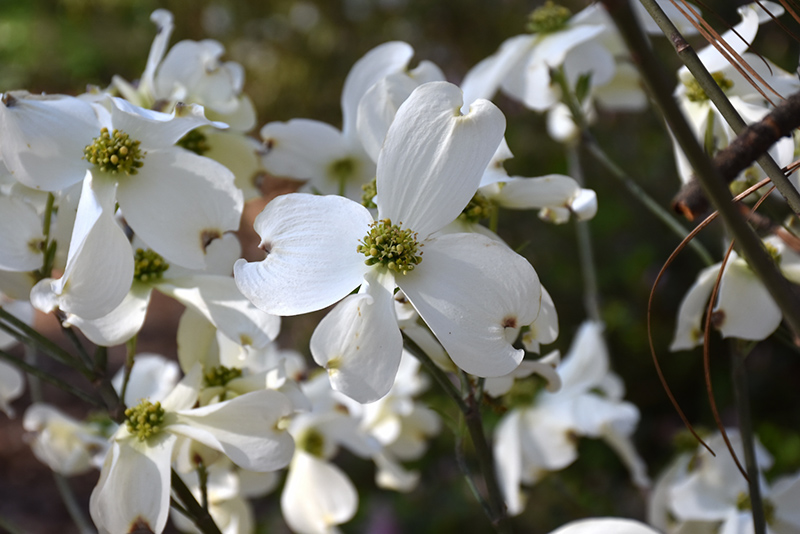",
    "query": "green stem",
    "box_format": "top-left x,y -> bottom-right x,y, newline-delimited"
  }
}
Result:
600,0 -> 800,340
171,469 -> 223,534
731,341 -> 766,534
638,0 -> 800,216
551,66 -> 714,266
402,333 -> 509,532
0,349 -> 103,407
58,318 -> 94,371
198,461 -> 209,512
120,336 -> 138,407
0,308 -> 89,374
